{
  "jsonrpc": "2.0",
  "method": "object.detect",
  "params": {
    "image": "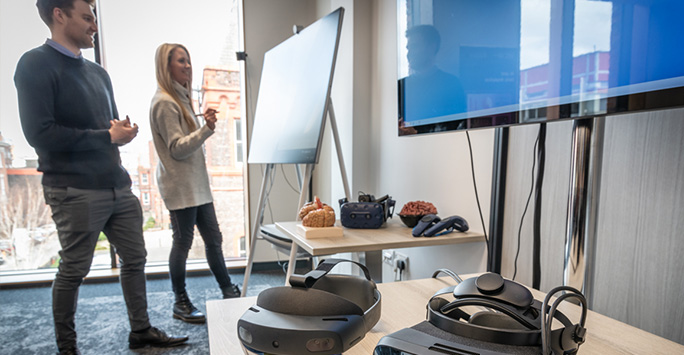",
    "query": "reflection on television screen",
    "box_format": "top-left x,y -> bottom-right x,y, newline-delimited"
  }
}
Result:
397,0 -> 684,135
